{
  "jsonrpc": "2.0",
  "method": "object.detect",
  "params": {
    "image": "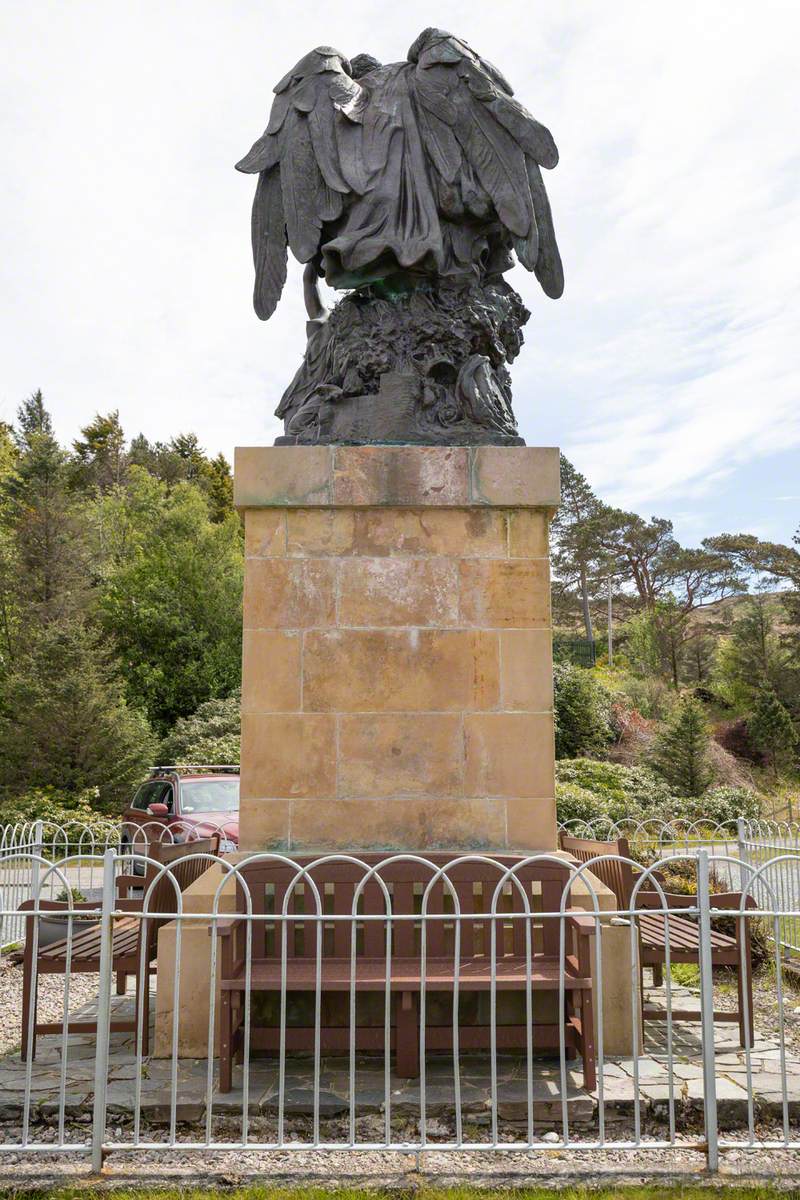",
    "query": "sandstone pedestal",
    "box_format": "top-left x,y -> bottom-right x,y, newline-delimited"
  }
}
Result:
155,443 -> 637,1058
234,444 -> 560,852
